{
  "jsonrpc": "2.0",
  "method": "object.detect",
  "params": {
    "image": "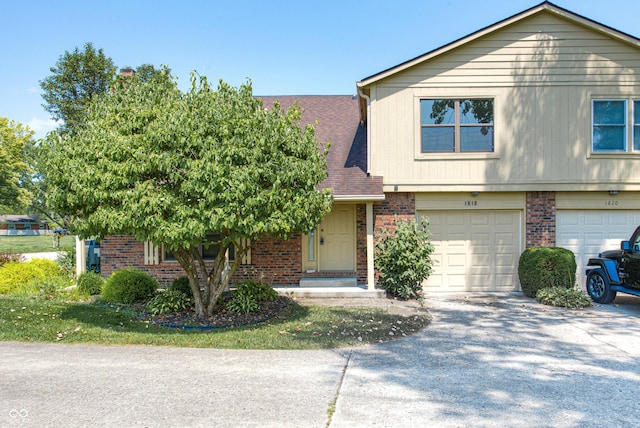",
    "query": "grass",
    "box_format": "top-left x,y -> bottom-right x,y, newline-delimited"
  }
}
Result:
0,234 -> 75,253
0,296 -> 431,349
